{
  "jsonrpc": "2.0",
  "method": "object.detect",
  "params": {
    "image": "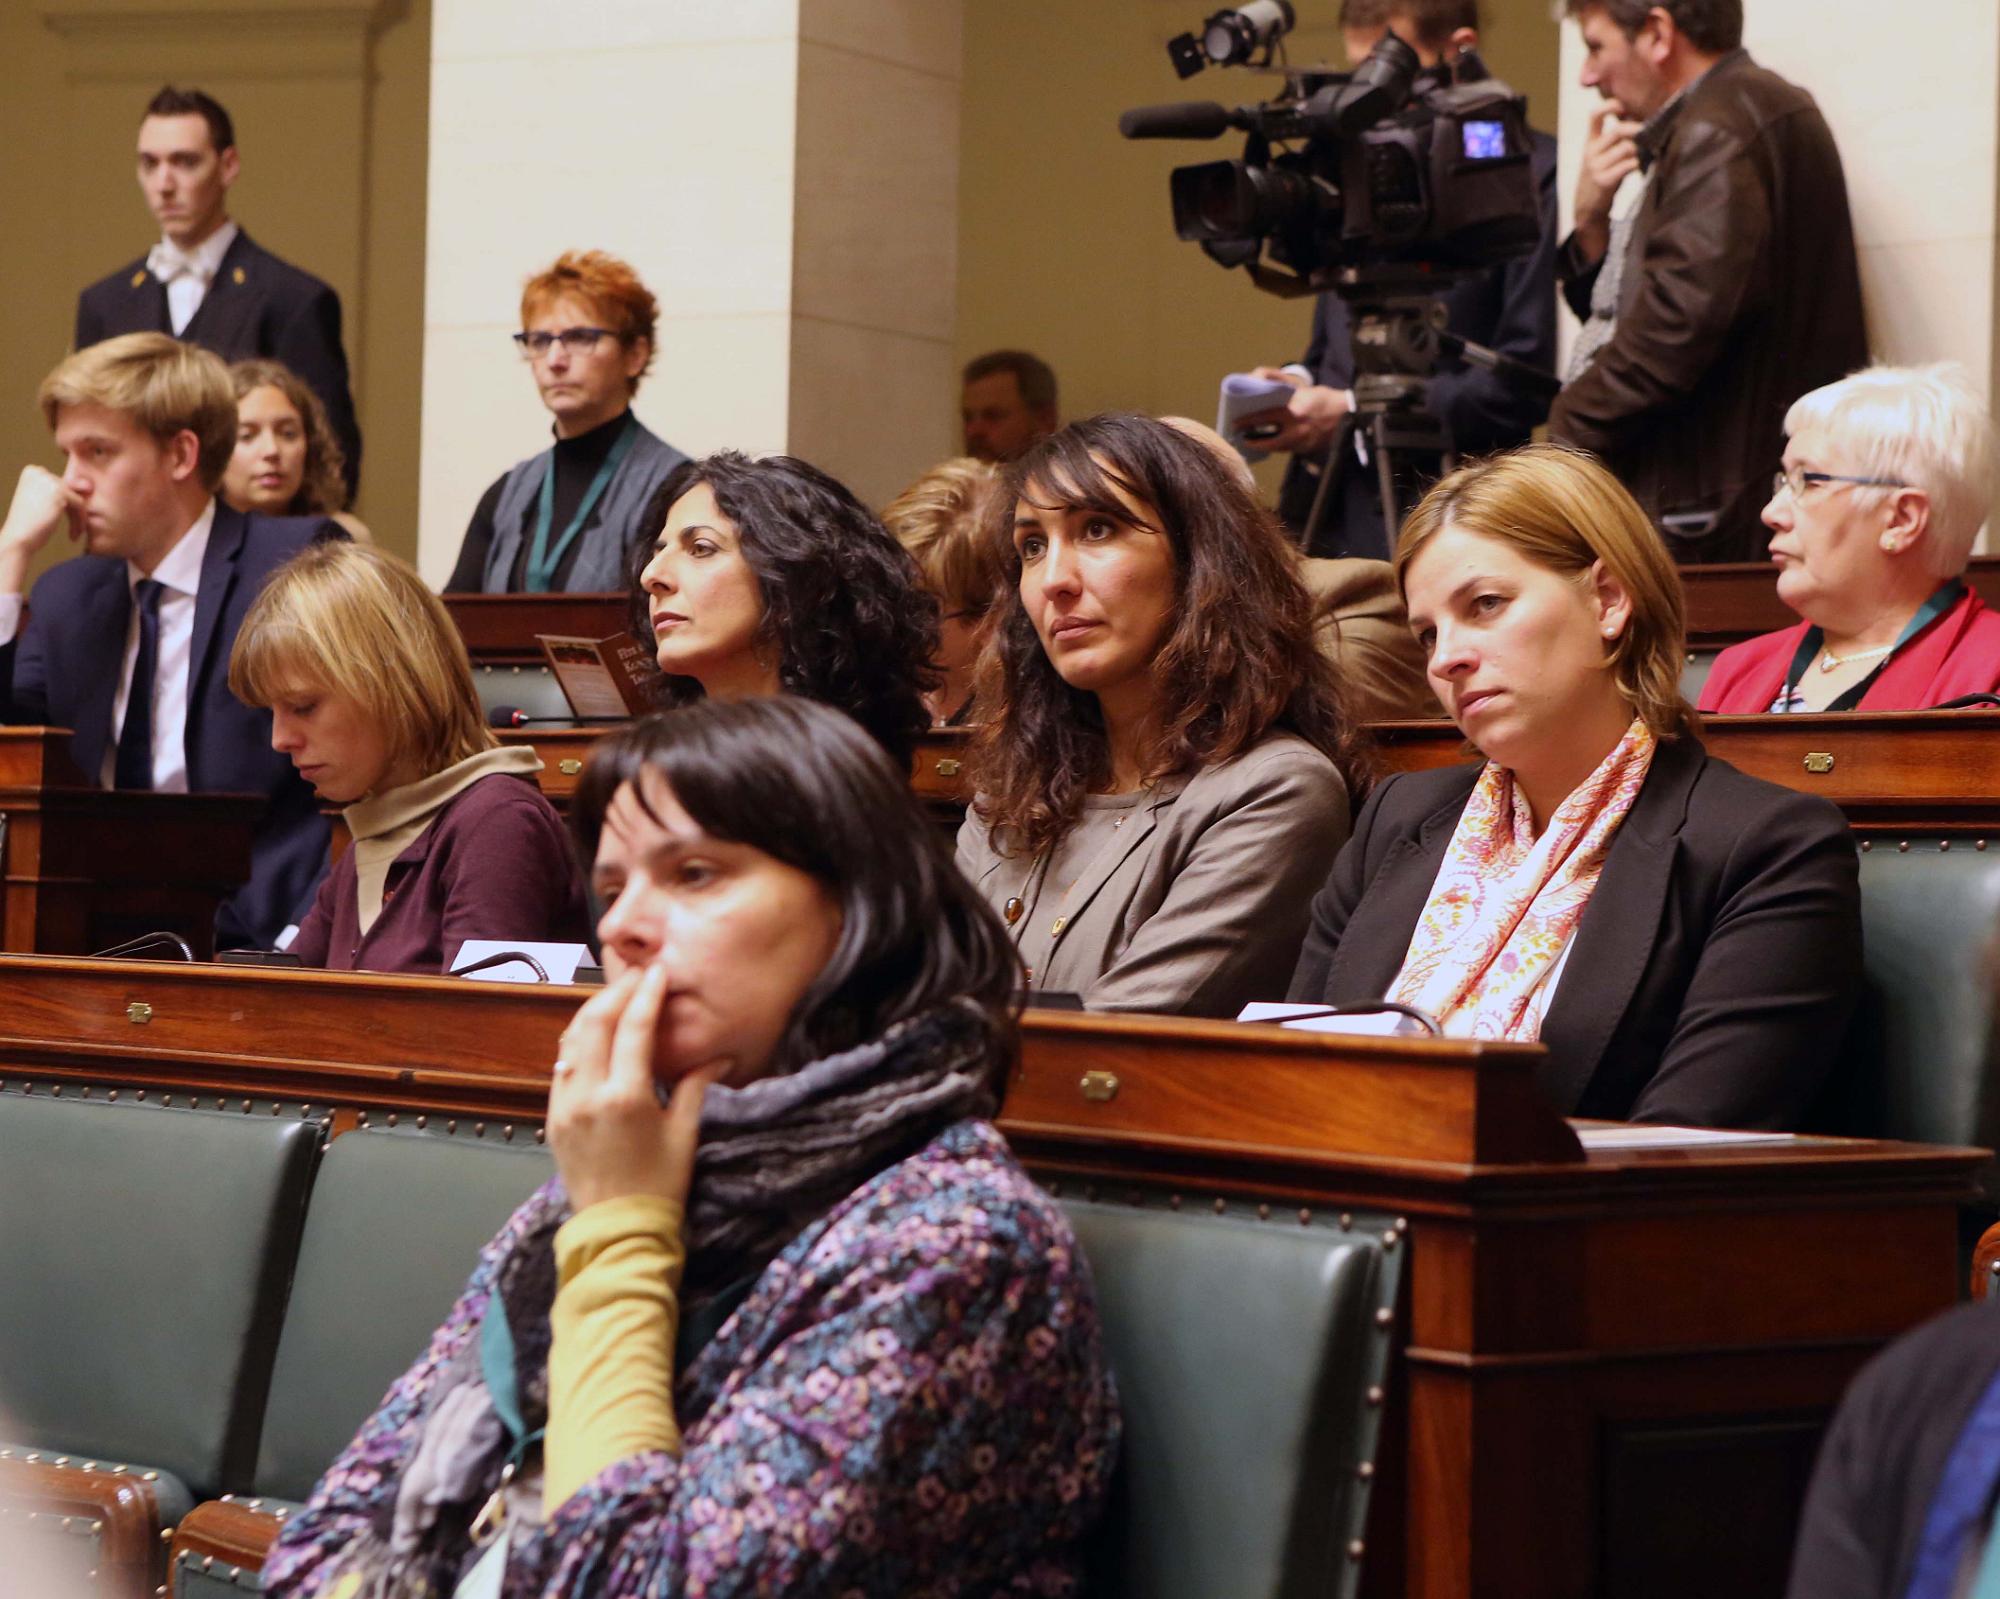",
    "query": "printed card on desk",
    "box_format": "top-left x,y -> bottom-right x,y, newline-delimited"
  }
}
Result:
537,632 -> 655,719
1237,1001 -> 1431,1037
451,940 -> 591,985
